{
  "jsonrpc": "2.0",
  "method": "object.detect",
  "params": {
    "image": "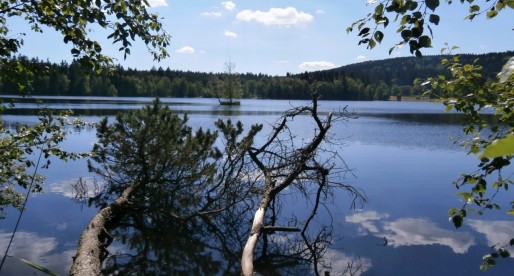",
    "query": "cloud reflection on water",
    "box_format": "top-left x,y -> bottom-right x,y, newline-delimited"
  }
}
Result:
345,211 -> 476,254
323,248 -> 372,274
49,177 -> 102,198
0,231 -> 74,275
345,210 -> 389,235
468,219 -> 514,248
382,218 -> 475,253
